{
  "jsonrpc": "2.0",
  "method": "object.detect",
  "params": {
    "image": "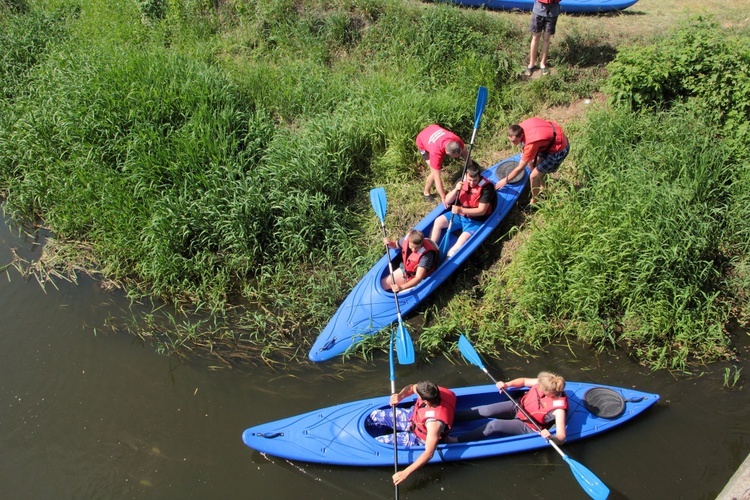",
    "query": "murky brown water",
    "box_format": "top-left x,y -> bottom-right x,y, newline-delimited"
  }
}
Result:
1,209 -> 748,499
